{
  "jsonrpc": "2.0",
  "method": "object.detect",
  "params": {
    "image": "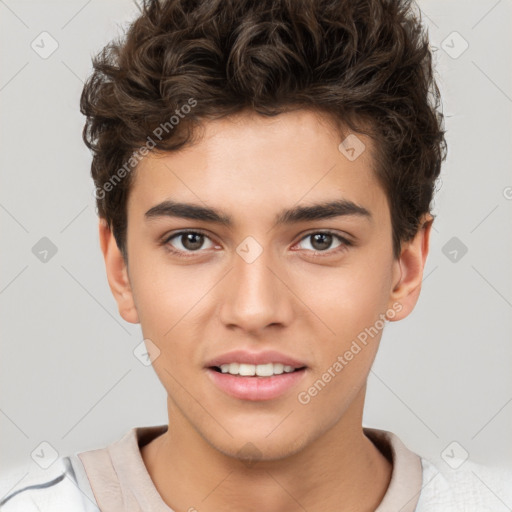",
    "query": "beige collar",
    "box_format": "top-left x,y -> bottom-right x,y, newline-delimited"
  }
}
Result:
79,424 -> 422,512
